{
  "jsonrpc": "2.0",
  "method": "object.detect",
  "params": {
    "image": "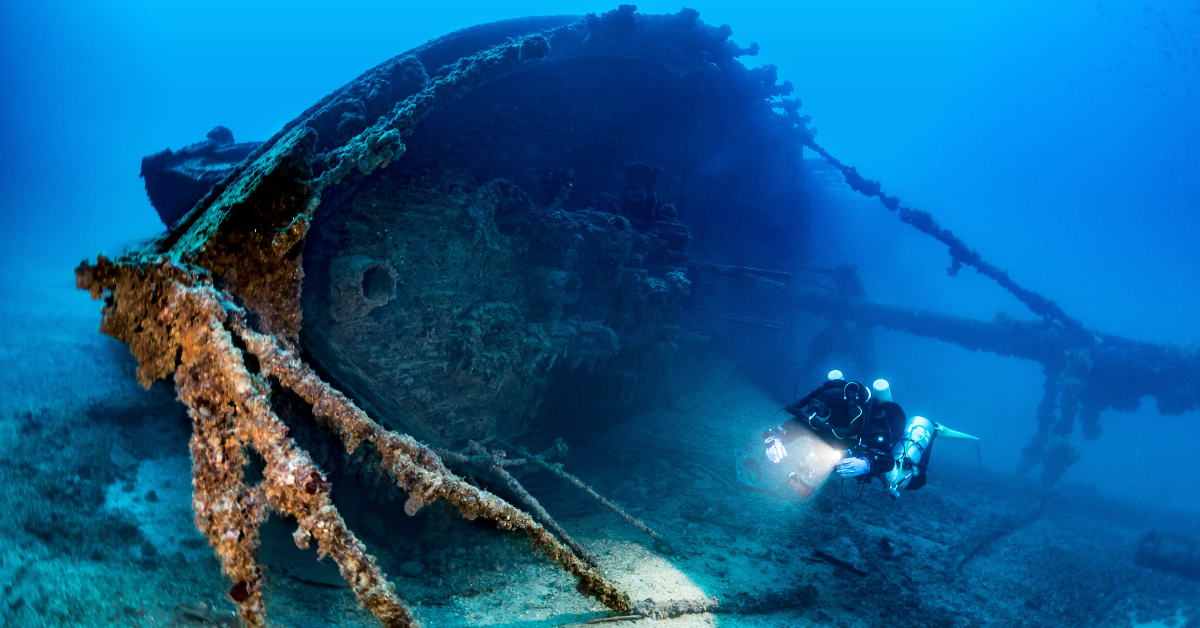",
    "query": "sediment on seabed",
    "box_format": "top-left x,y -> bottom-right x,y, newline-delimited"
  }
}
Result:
5,5 -> 1199,628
